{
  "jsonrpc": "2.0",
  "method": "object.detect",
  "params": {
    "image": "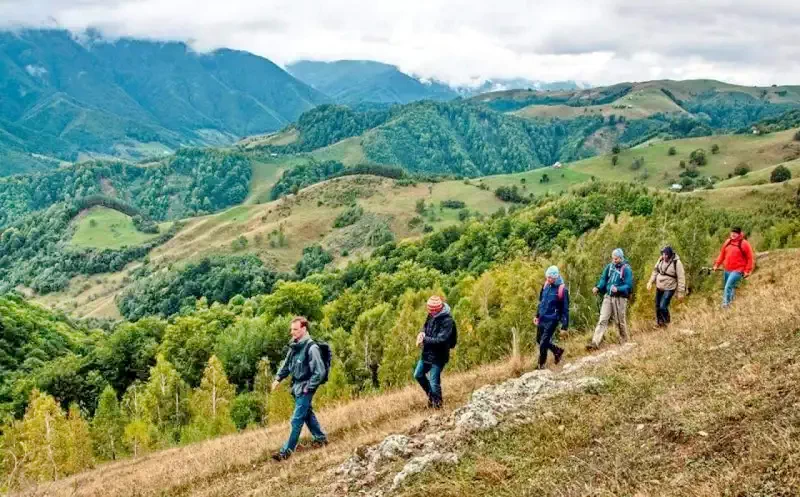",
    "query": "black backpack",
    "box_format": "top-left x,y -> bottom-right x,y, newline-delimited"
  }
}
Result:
309,341 -> 332,384
448,321 -> 458,349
